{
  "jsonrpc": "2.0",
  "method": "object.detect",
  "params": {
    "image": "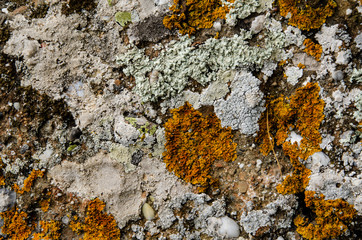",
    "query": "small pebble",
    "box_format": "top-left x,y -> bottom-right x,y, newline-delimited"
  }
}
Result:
218,216 -> 240,238
69,127 -> 82,142
256,159 -> 262,169
62,216 -> 70,225
13,102 -> 20,110
20,144 -> 29,154
238,181 -> 248,193
131,150 -> 144,166
142,203 -> 155,220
